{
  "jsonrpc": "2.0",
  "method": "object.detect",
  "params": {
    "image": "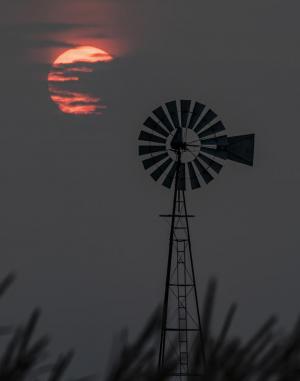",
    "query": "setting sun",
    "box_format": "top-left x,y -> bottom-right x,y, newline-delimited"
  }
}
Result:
48,46 -> 113,115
